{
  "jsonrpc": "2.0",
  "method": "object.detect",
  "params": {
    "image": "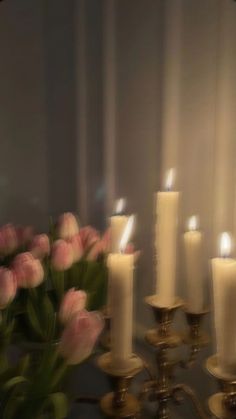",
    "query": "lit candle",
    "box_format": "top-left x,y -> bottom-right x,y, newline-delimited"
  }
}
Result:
155,169 -> 179,306
183,216 -> 205,313
110,198 -> 129,253
212,233 -> 236,376
107,215 -> 135,369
